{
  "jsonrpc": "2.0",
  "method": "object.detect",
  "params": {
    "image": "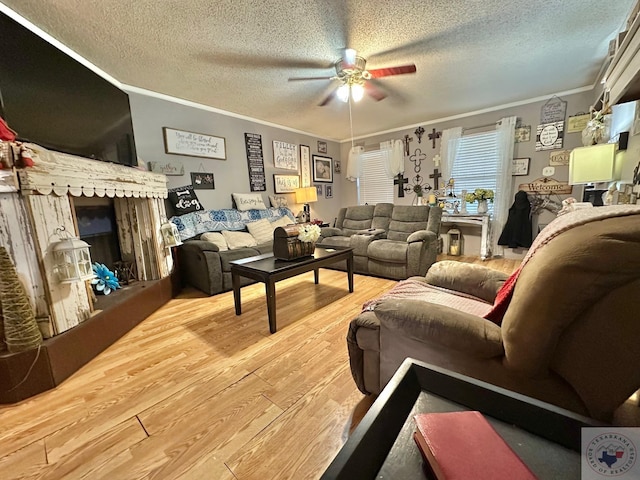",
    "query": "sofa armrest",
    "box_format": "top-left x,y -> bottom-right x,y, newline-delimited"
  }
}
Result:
426,260 -> 509,303
376,299 -> 503,358
182,239 -> 220,253
320,227 -> 342,238
407,230 -> 437,244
